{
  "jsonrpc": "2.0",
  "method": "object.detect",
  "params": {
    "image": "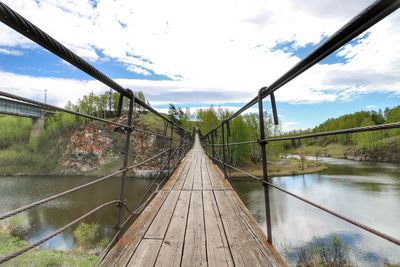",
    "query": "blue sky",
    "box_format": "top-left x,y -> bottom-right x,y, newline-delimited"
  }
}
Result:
0,0 -> 399,131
